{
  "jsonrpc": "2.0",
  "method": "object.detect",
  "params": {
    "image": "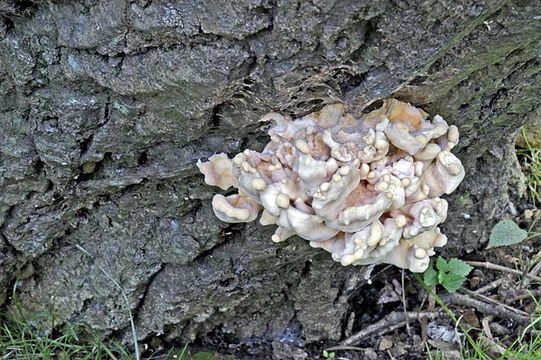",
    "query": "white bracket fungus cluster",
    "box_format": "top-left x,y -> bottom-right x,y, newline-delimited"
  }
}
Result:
197,100 -> 465,272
